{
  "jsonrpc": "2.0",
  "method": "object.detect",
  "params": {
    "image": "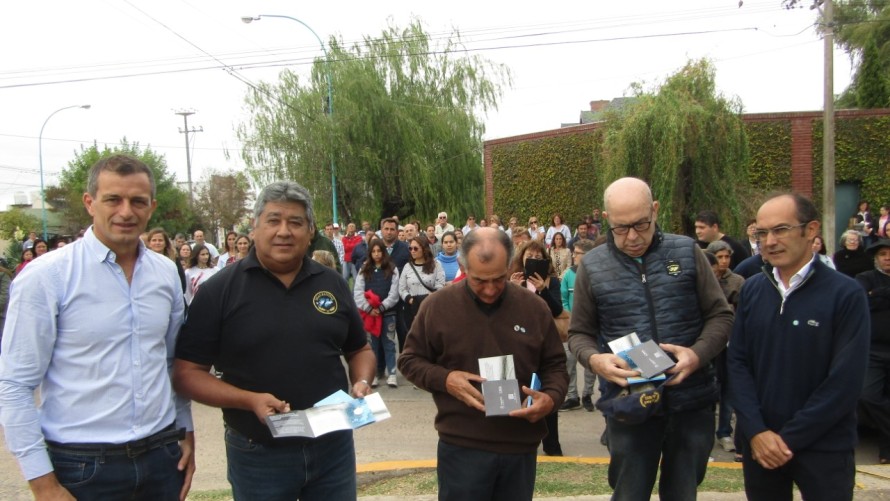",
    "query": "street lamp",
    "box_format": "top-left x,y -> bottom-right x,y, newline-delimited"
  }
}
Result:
39,104 -> 91,241
242,15 -> 338,225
